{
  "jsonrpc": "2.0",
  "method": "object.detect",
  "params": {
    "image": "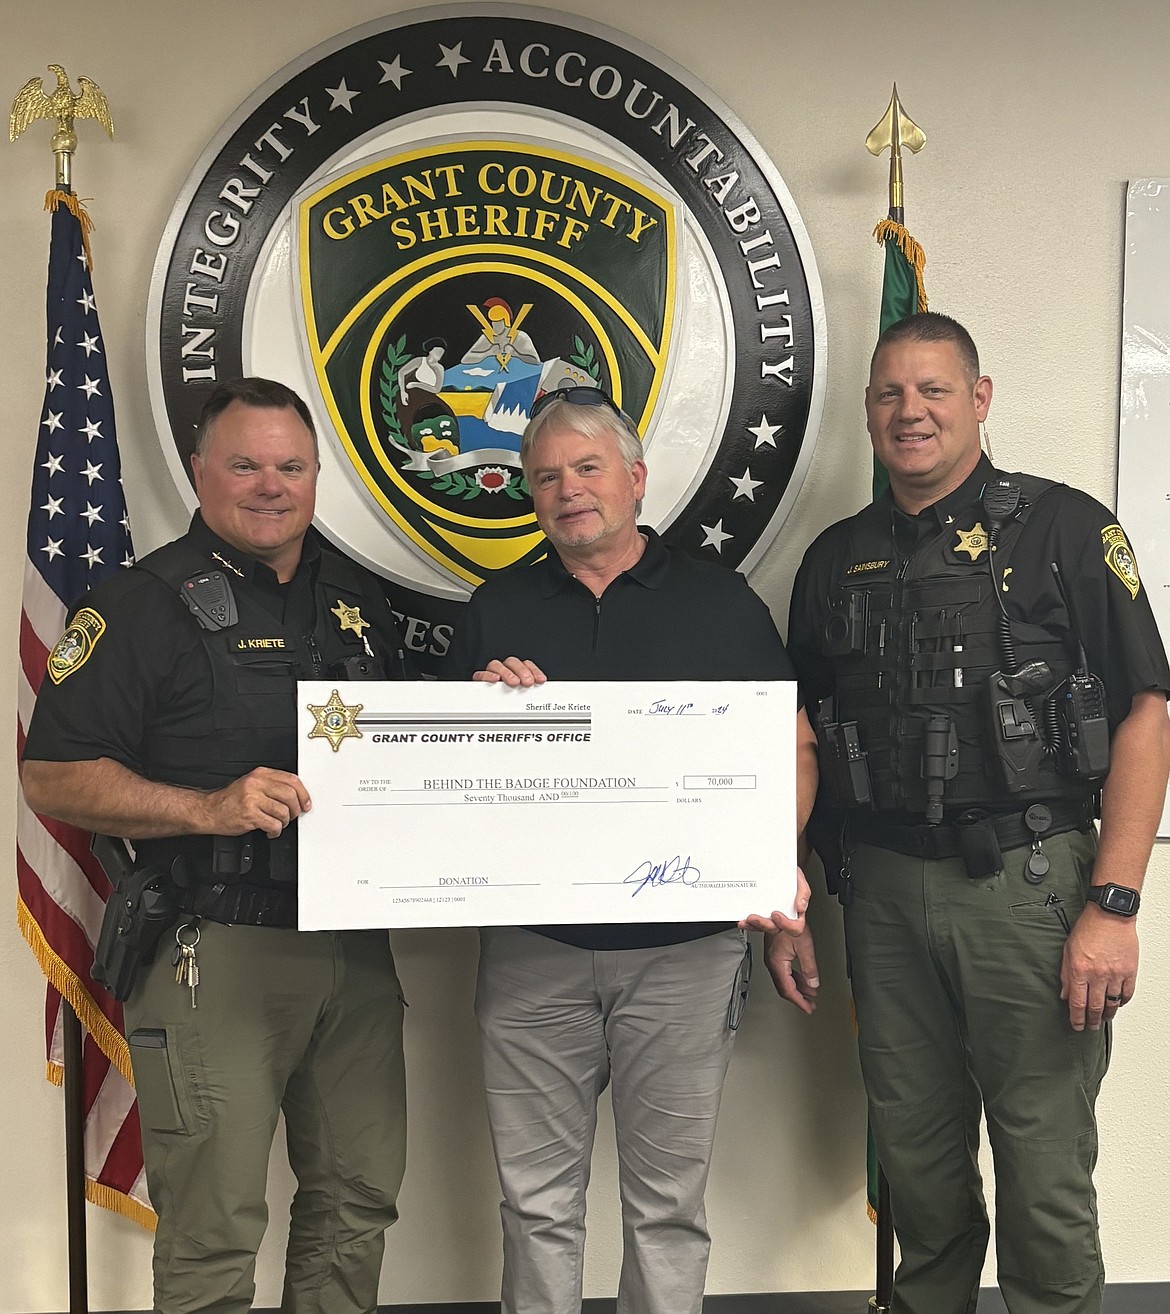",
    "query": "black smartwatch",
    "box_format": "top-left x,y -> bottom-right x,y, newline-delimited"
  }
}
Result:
1085,883 -> 1141,917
